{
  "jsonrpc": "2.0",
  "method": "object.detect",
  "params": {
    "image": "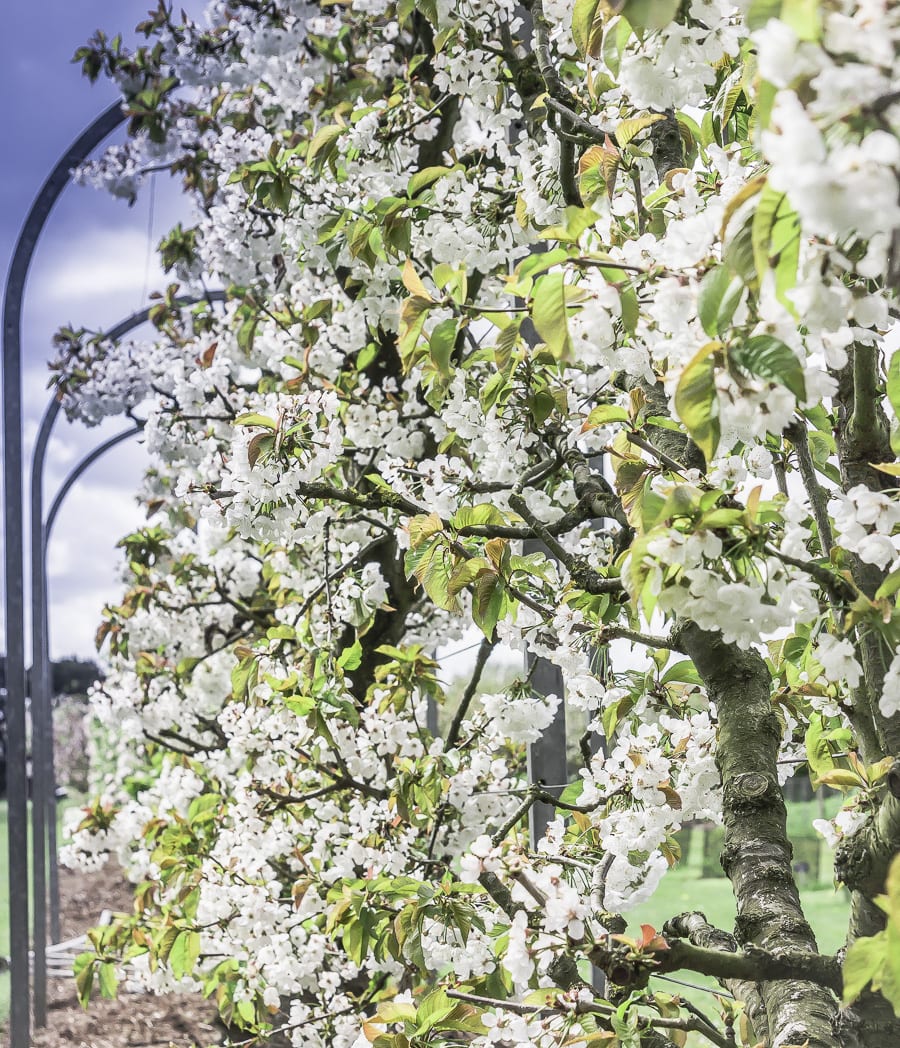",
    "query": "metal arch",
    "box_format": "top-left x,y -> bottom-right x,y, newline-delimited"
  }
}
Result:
28,292 -> 225,1022
3,100 -> 126,1048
